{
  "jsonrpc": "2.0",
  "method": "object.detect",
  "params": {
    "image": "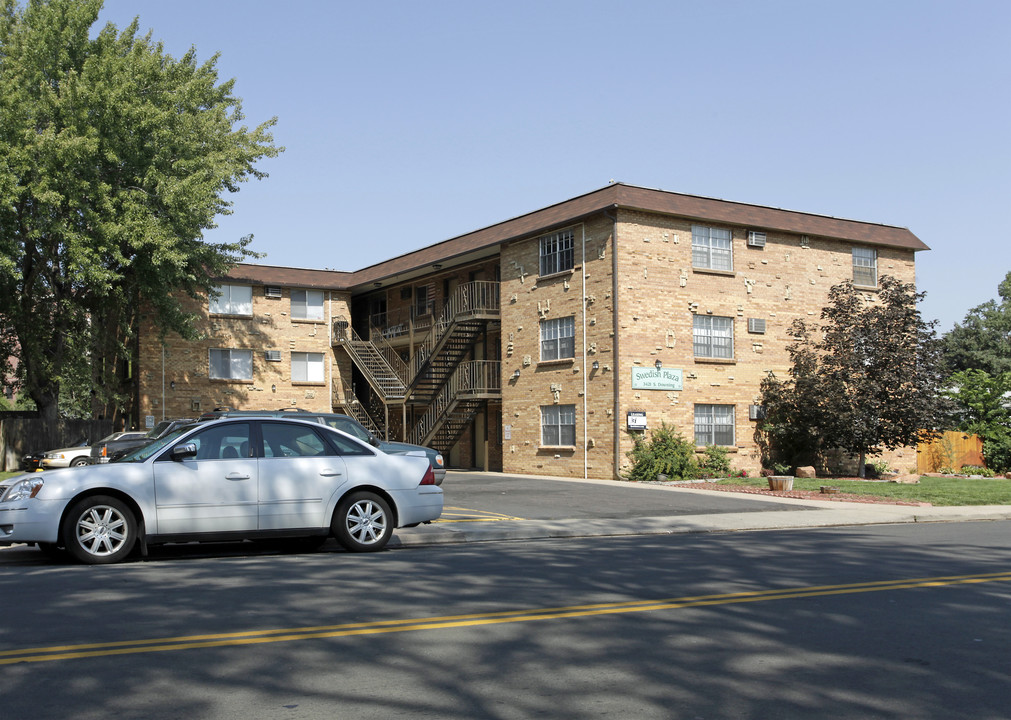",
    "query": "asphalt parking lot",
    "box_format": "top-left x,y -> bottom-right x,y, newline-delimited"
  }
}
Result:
436,470 -> 809,522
